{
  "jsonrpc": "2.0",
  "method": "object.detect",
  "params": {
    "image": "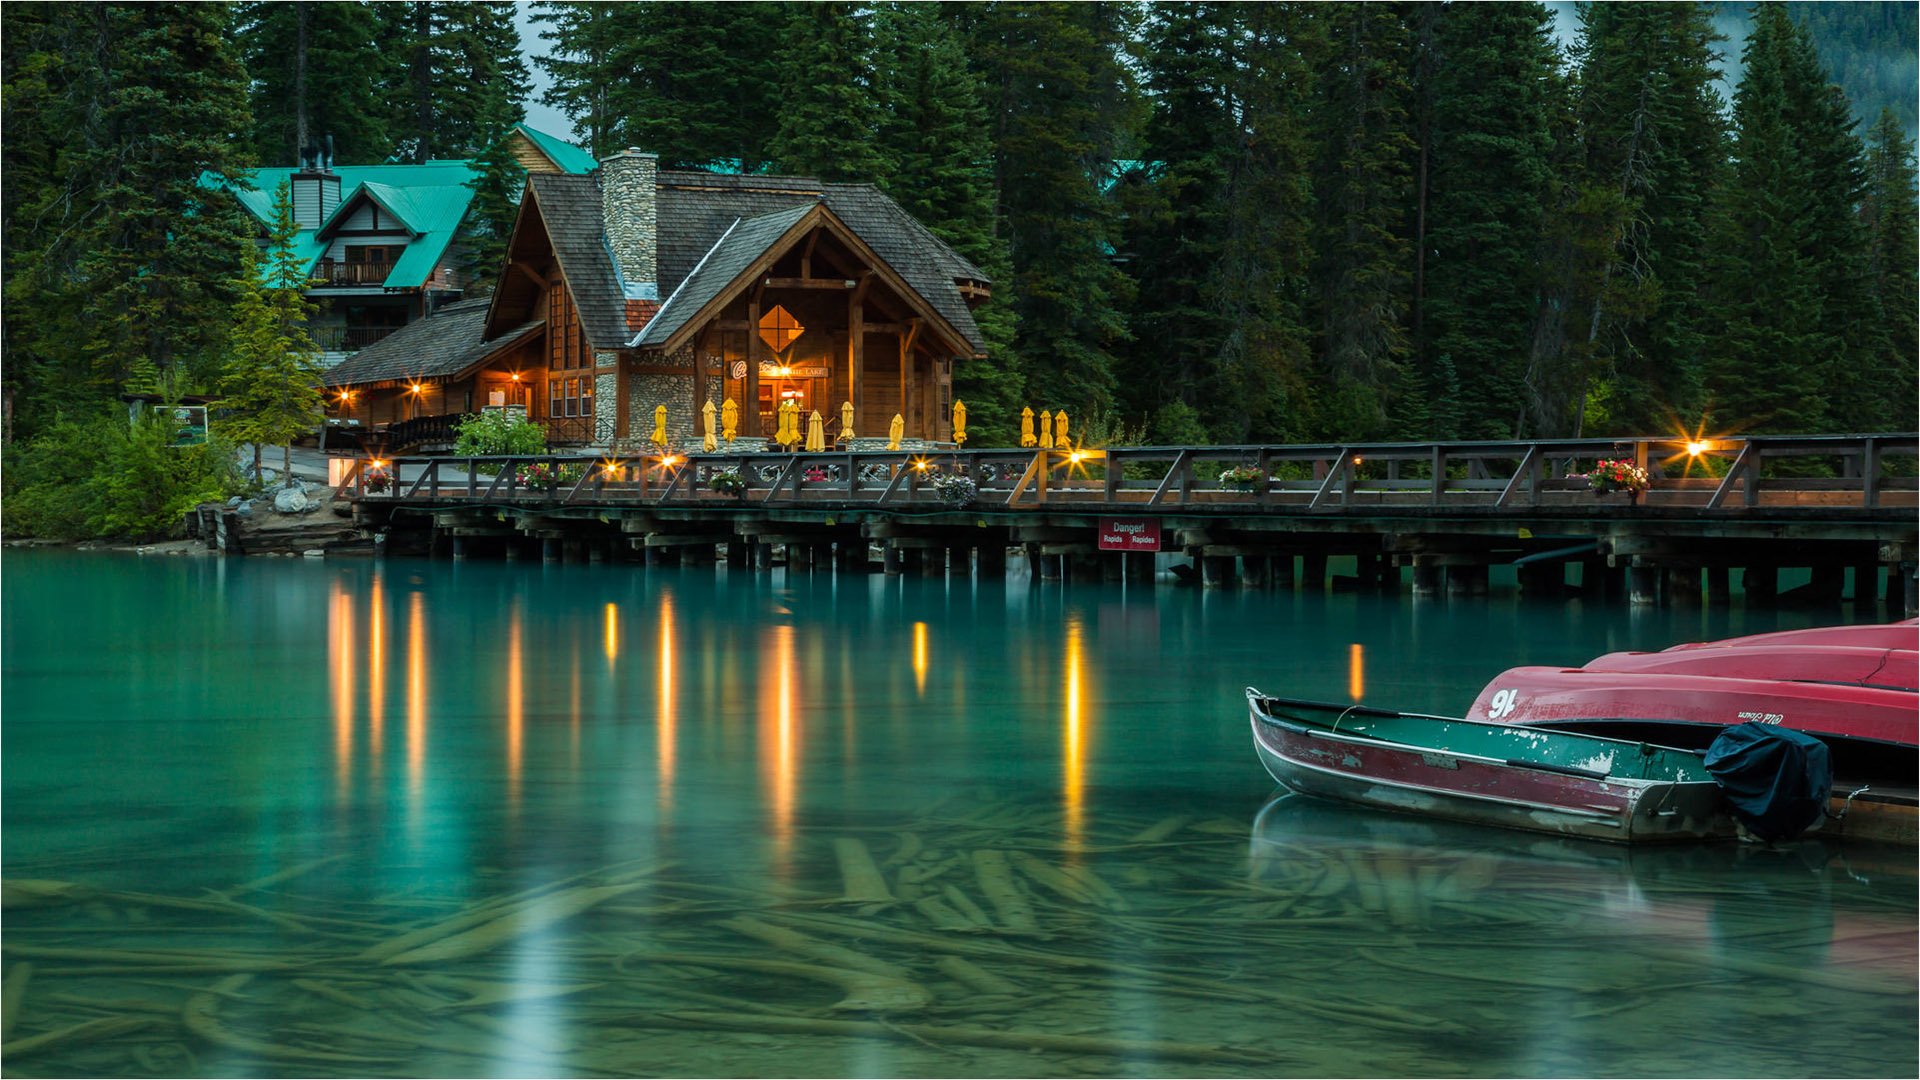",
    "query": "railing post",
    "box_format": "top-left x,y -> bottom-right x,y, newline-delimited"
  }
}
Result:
1430,445 -> 1446,505
1864,436 -> 1881,509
